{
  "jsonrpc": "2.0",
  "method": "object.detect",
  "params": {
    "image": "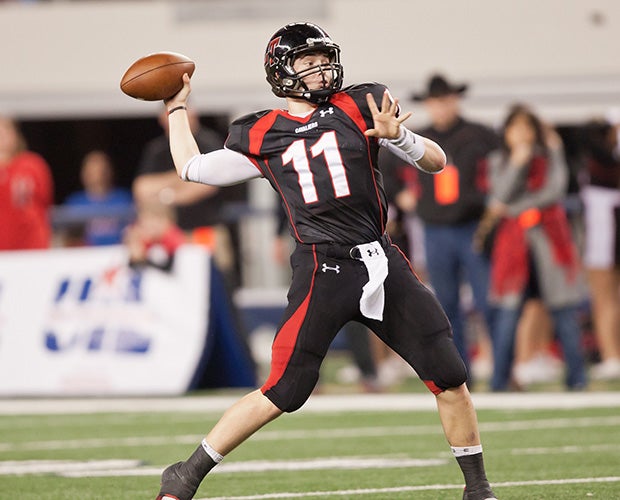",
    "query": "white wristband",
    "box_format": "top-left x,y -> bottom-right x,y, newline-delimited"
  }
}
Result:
389,126 -> 426,162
